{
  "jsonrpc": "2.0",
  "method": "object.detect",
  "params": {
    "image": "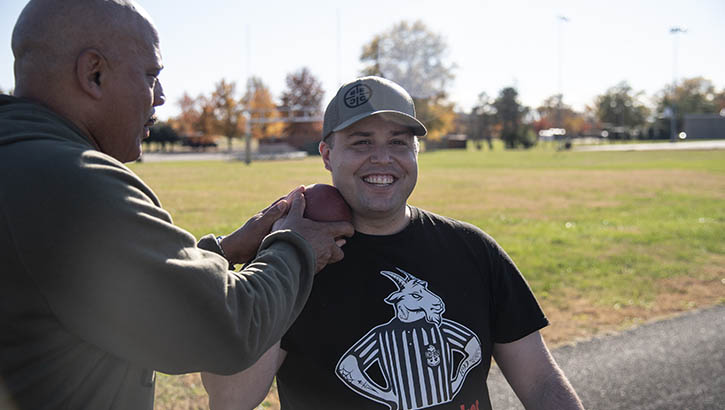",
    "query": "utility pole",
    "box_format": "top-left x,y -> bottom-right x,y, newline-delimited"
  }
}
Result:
243,112 -> 251,165
337,9 -> 342,87
669,26 -> 687,142
556,15 -> 569,130
243,25 -> 252,163
245,25 -> 251,83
